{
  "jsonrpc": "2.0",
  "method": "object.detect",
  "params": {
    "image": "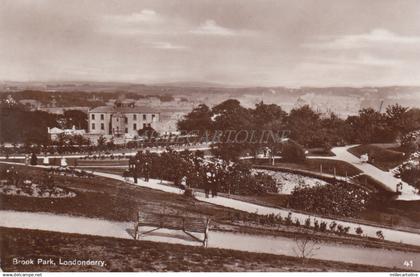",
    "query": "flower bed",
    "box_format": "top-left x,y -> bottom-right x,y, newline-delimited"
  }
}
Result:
252,169 -> 328,194
0,182 -> 76,198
